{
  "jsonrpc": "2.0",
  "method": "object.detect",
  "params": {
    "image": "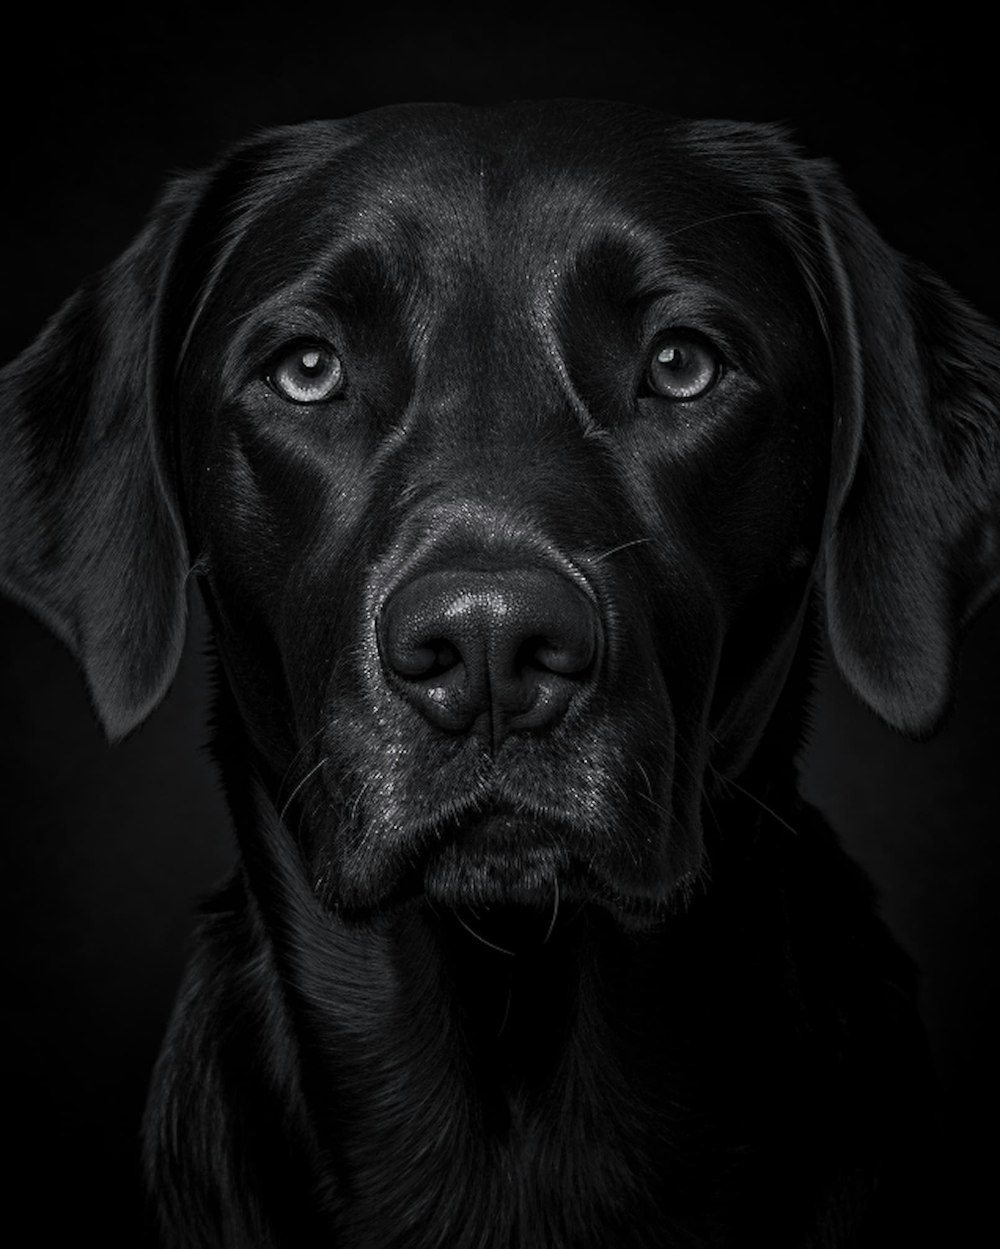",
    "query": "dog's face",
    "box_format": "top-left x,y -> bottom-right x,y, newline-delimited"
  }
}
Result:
173,104 -> 830,919
3,101 -> 998,926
